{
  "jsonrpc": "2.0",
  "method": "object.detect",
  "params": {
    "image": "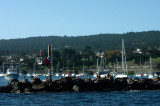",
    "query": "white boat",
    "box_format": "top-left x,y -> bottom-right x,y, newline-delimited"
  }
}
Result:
115,73 -> 128,78
71,73 -> 76,77
93,71 -> 109,78
32,73 -> 37,77
27,73 -> 31,77
55,73 -> 61,77
76,73 -> 86,77
143,73 -> 148,76
148,74 -> 153,79
5,67 -> 19,80
62,73 -> 65,77
93,57 -> 109,78
115,39 -> 128,79
135,59 -> 143,78
154,73 -> 158,77
135,73 -> 143,78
